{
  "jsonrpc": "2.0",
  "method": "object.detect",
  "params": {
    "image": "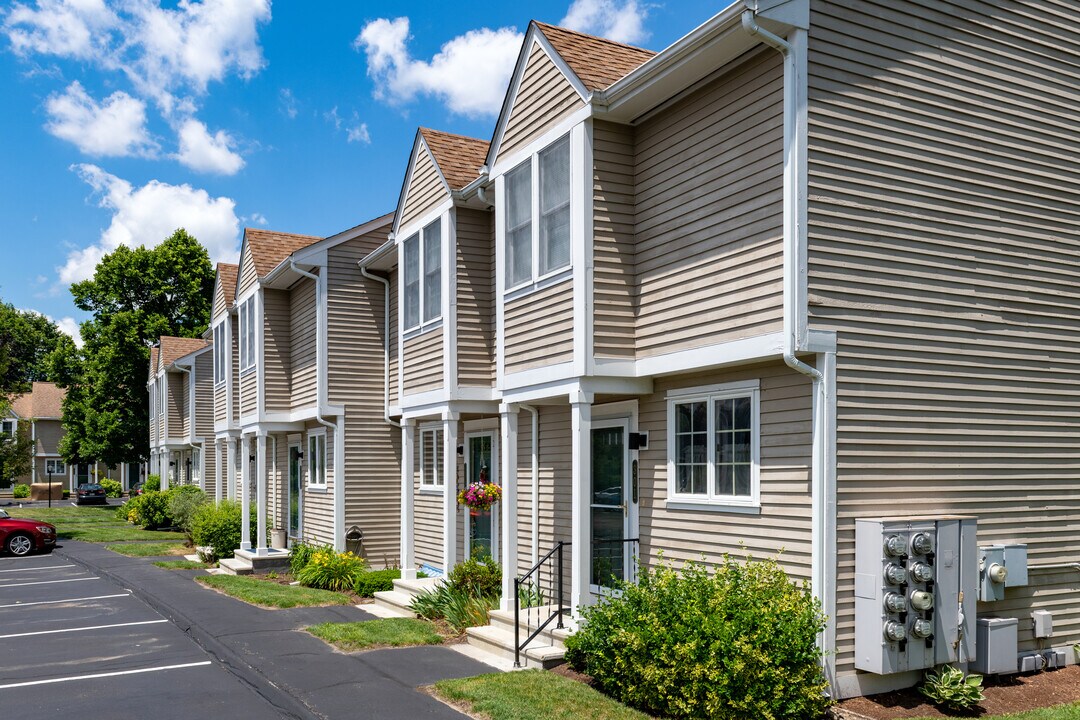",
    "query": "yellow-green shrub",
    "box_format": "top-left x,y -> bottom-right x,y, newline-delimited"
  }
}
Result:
296,548 -> 367,591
